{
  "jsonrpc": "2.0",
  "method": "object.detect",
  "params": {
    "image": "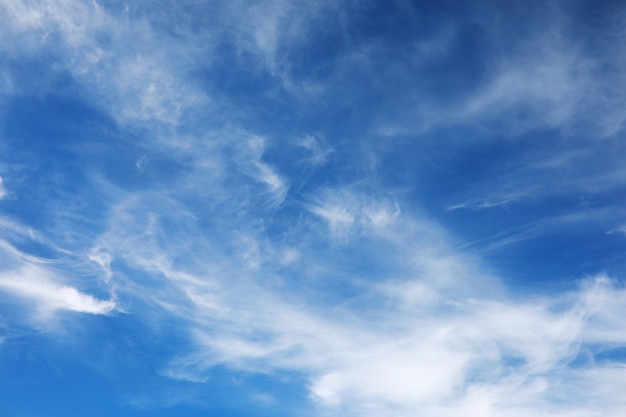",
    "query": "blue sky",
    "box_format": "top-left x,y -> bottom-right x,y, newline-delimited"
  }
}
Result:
1,0 -> 626,416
